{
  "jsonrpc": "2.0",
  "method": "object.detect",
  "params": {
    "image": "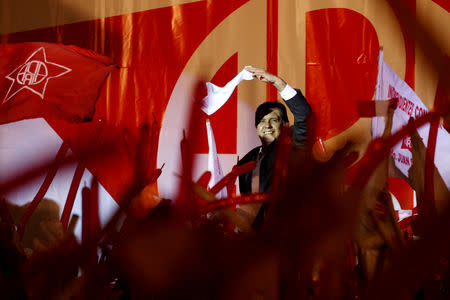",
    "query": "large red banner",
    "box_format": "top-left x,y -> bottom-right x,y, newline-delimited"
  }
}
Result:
1,0 -> 448,219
